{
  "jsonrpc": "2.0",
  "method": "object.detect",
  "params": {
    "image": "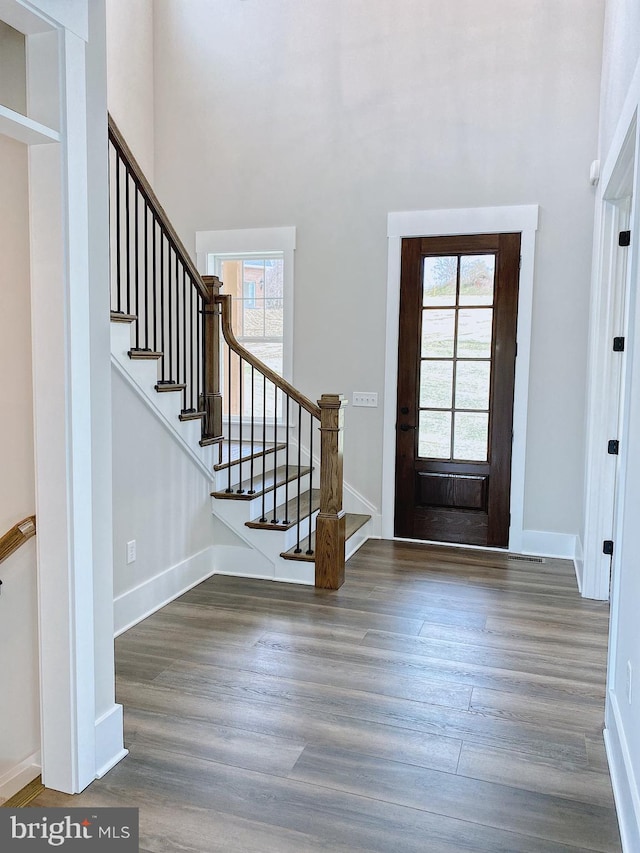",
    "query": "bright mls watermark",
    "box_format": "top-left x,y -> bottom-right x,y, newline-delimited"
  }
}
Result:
0,808 -> 138,850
